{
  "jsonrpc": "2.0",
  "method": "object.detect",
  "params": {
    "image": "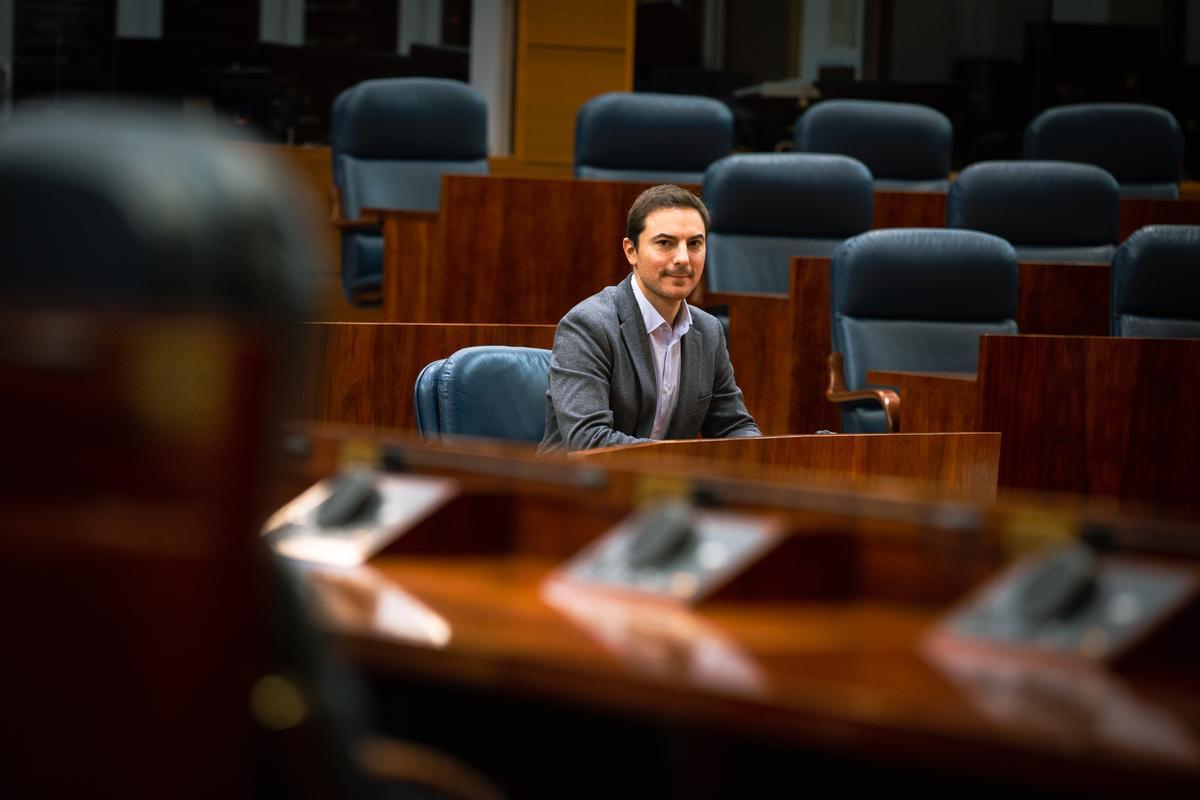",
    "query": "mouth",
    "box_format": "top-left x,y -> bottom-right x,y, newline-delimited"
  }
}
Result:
662,271 -> 694,279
